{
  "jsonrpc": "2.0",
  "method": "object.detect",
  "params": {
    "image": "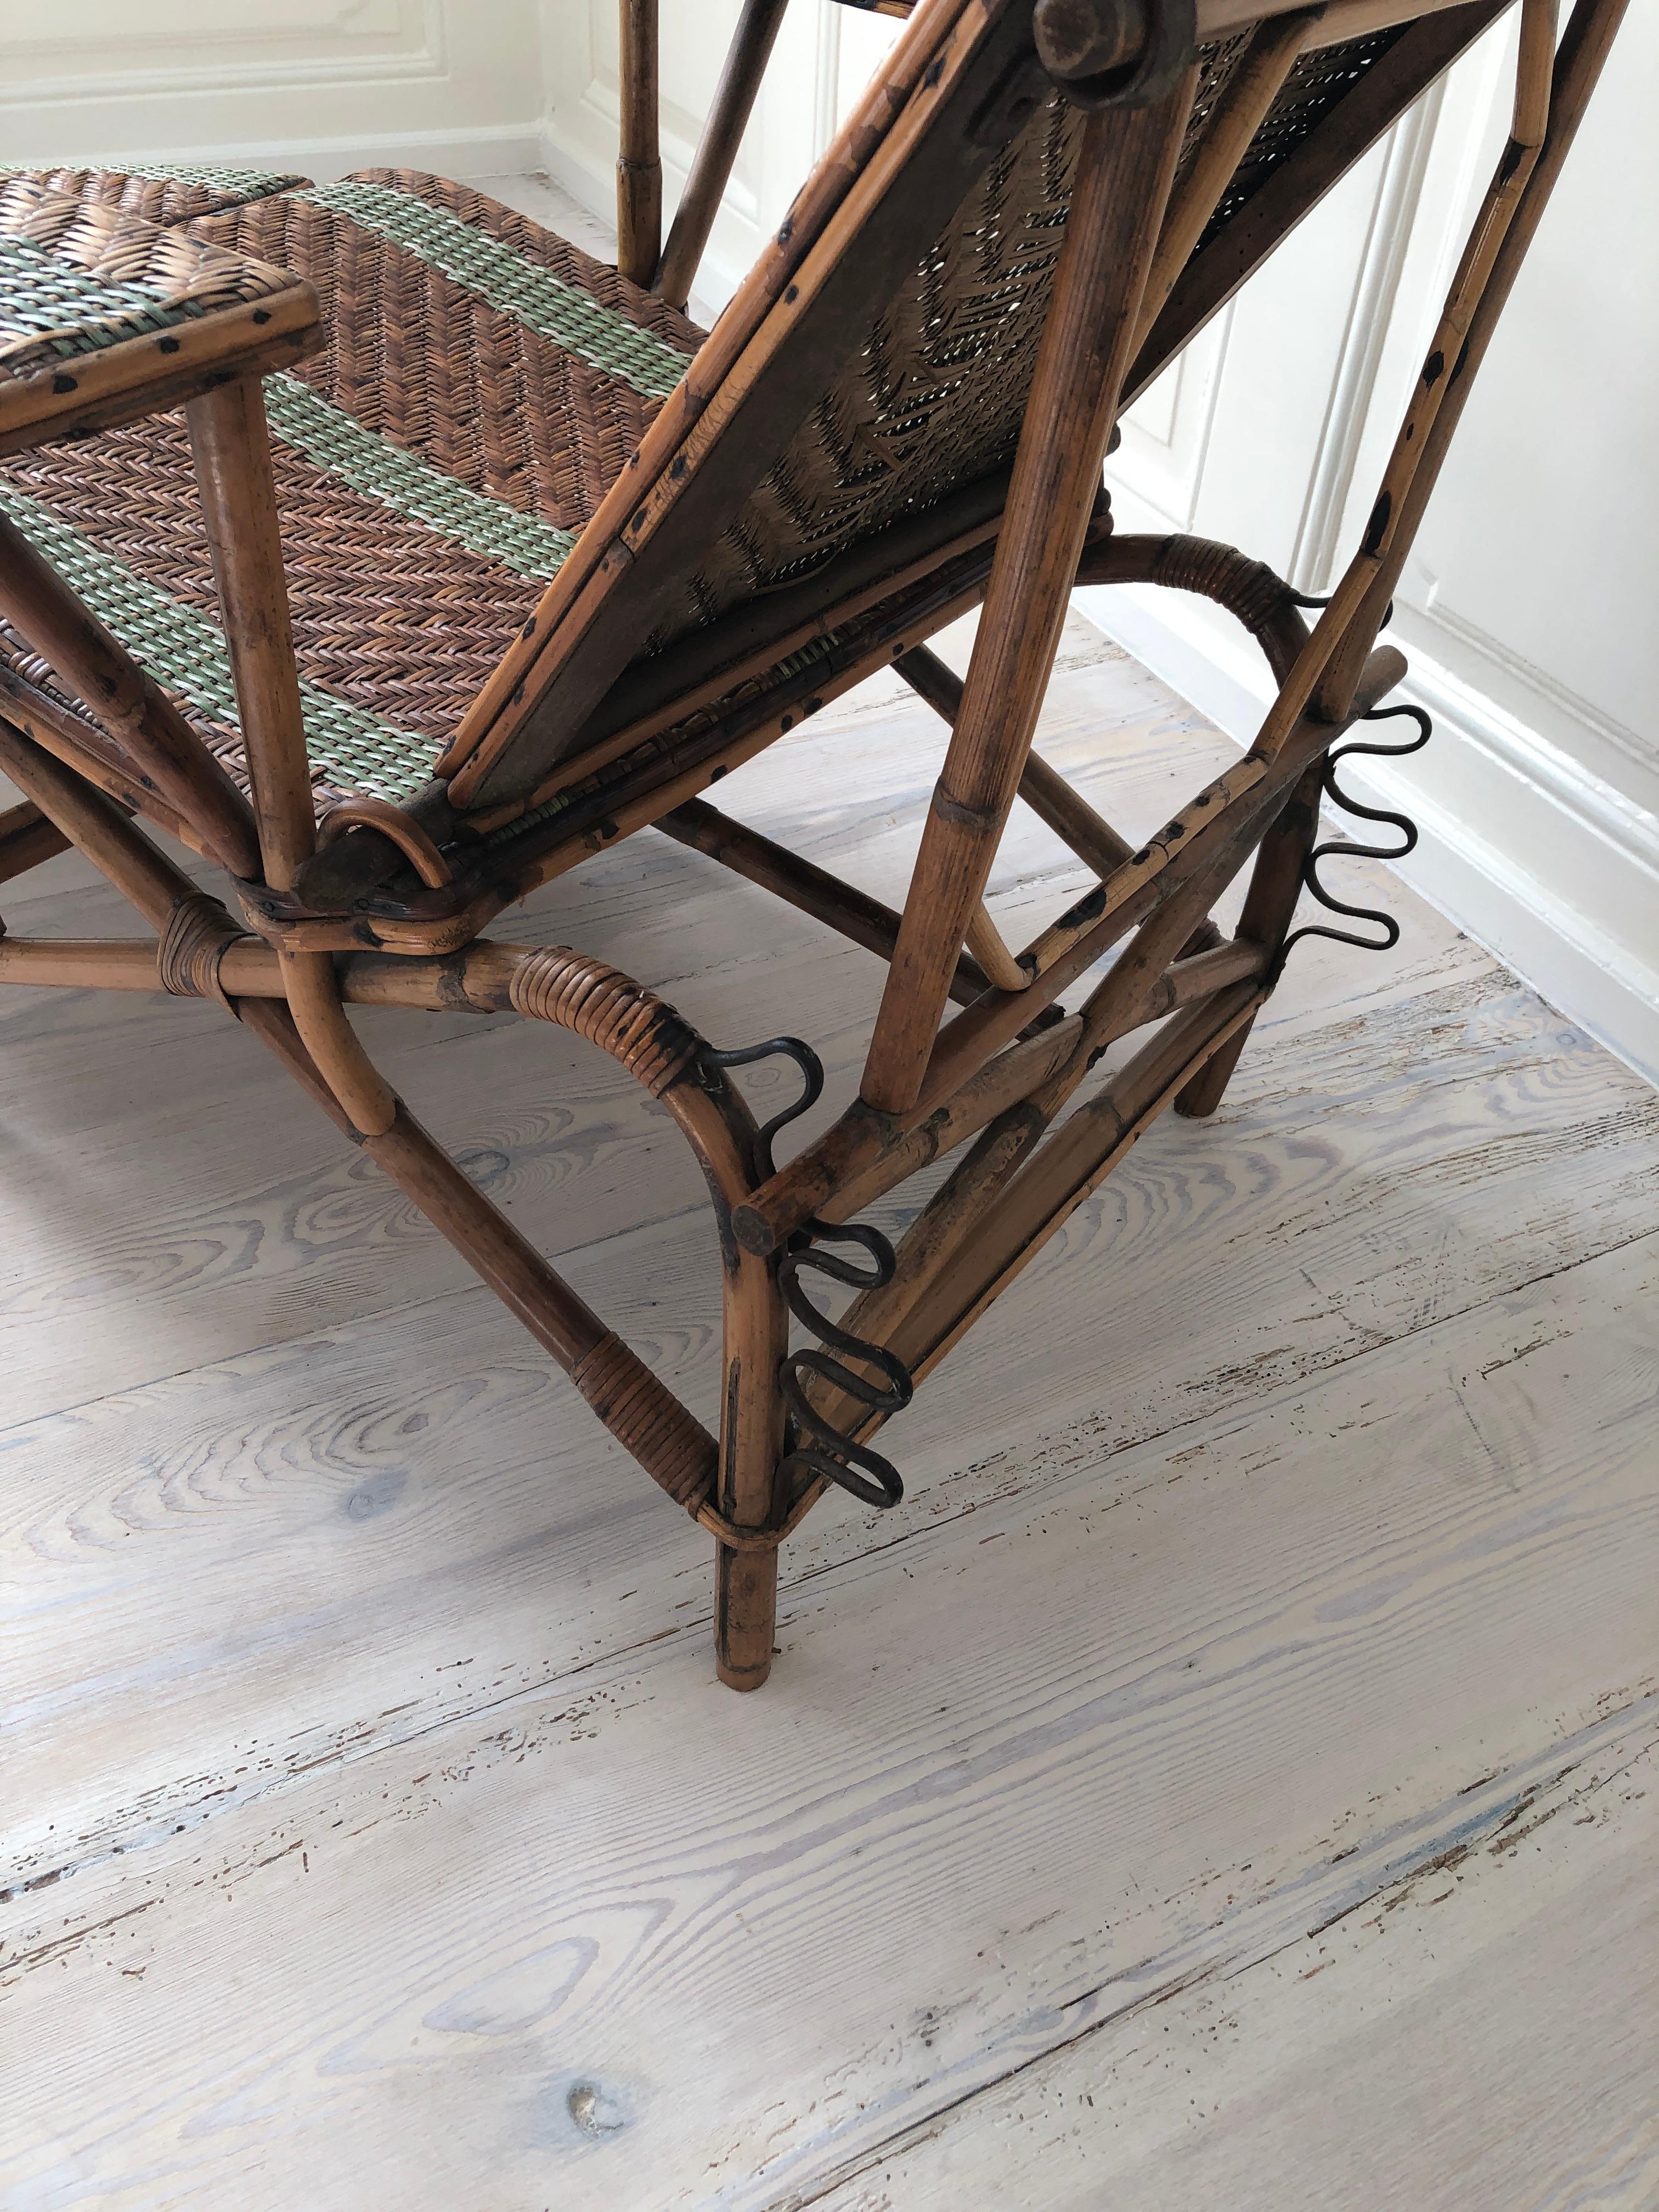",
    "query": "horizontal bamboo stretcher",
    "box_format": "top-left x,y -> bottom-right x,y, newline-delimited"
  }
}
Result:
0,0 -> 1622,1686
